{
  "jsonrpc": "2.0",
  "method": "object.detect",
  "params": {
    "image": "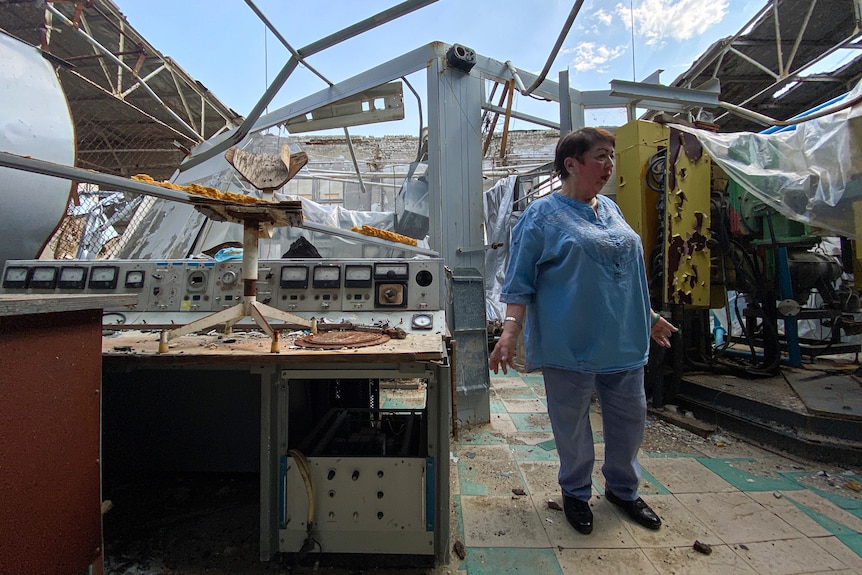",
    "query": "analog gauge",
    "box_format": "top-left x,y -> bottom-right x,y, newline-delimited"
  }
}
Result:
125,270 -> 145,288
58,266 -> 87,289
221,270 -> 238,286
412,313 -> 433,330
374,262 -> 408,279
279,266 -> 308,289
30,266 -> 58,289
2,266 -> 29,289
344,265 -> 372,288
312,265 -> 340,289
89,266 -> 119,289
